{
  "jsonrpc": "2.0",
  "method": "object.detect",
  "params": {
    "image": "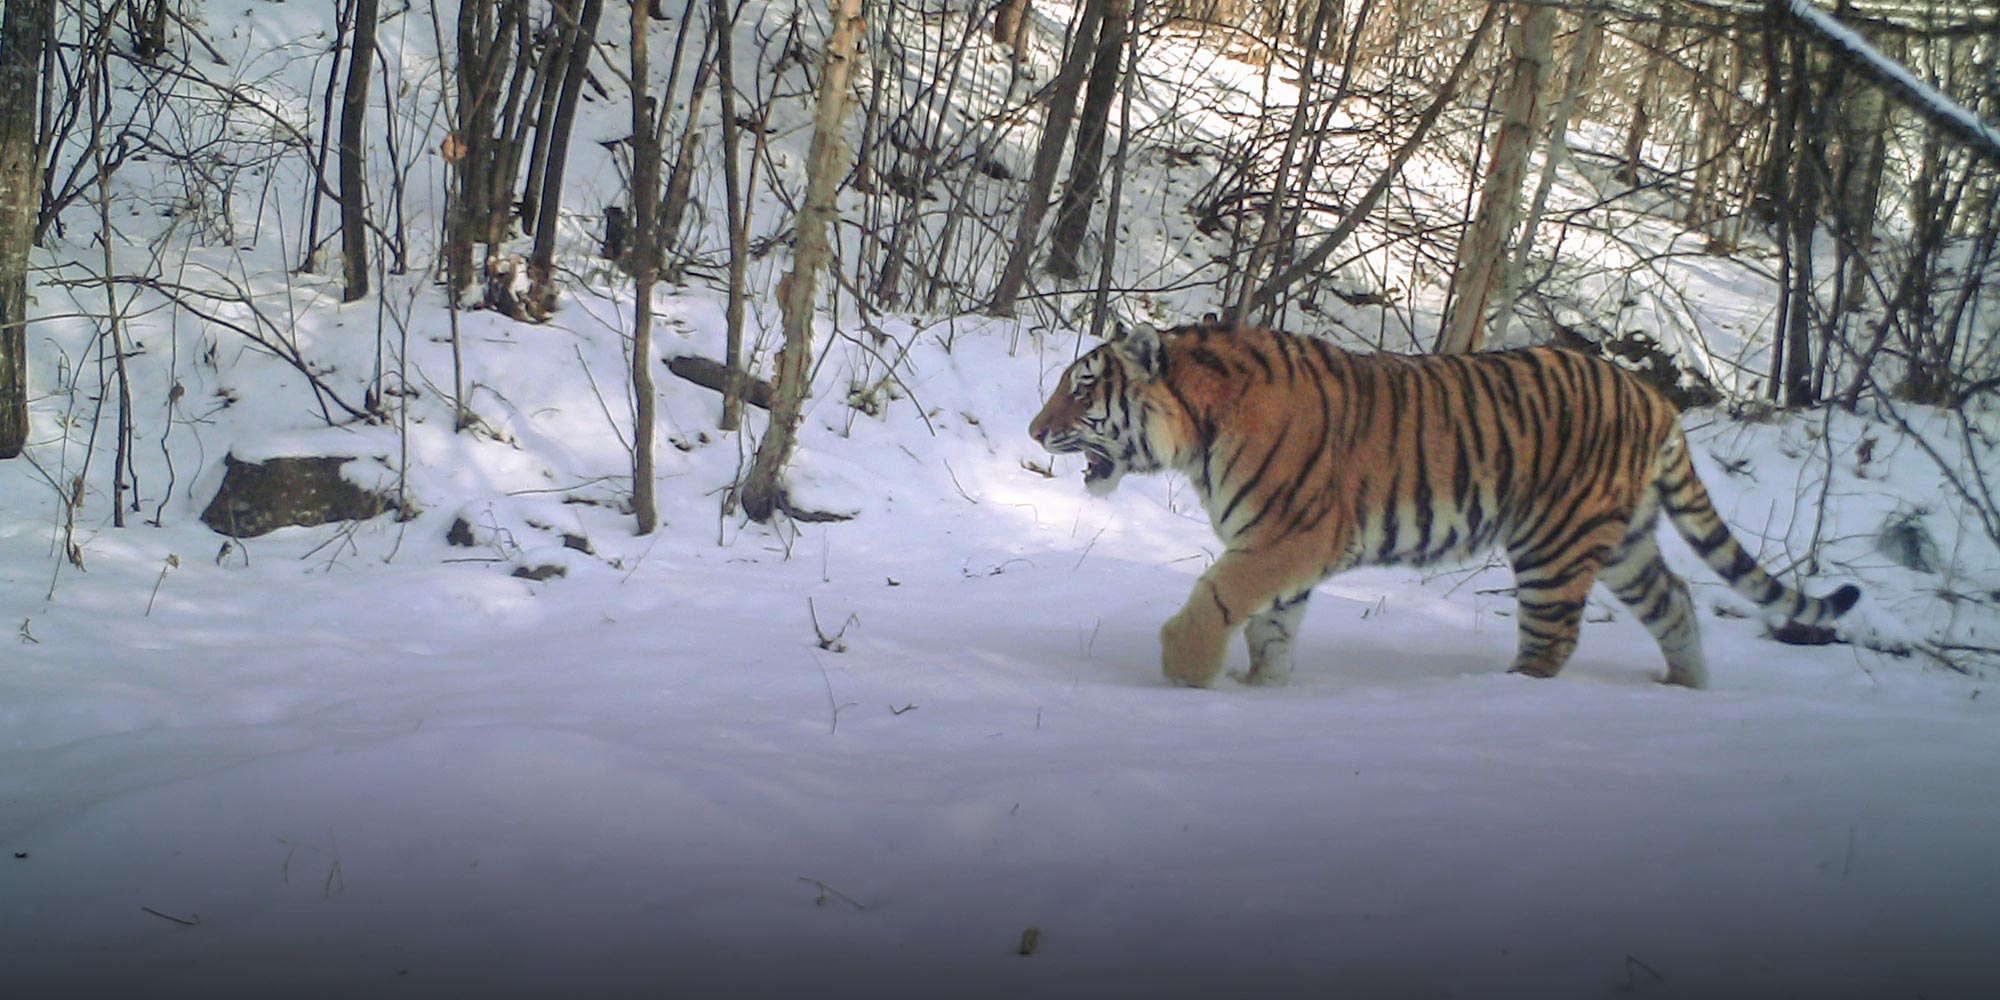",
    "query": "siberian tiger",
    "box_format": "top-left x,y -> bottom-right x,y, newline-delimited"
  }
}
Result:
1027,320 -> 1859,689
